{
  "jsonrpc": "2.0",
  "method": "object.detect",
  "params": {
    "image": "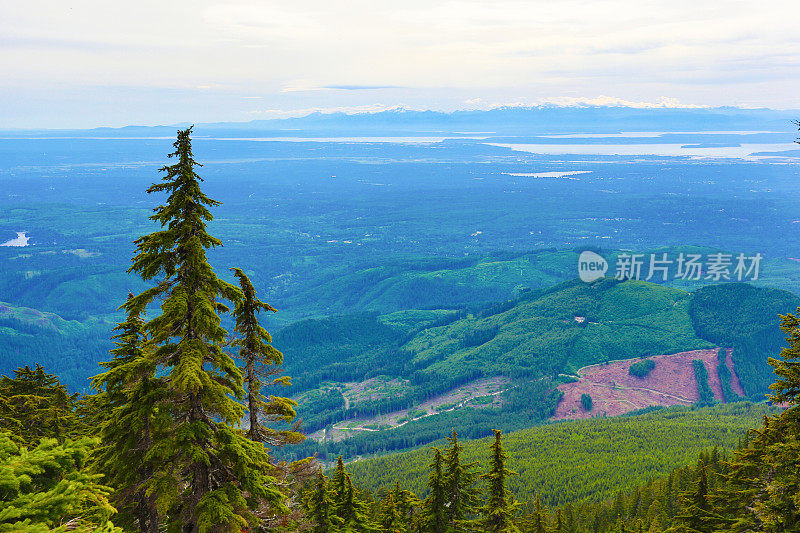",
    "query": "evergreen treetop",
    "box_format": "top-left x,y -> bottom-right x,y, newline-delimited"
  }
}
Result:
391,480 -> 420,533
231,267 -> 302,447
478,430 -> 520,533
443,430 -> 481,529
716,308 -> 800,531
423,448 -> 447,533
379,493 -> 404,533
674,464 -> 718,533
340,473 -> 376,532
91,294 -> 163,532
100,127 -> 287,532
0,364 -> 80,445
305,472 -> 343,533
